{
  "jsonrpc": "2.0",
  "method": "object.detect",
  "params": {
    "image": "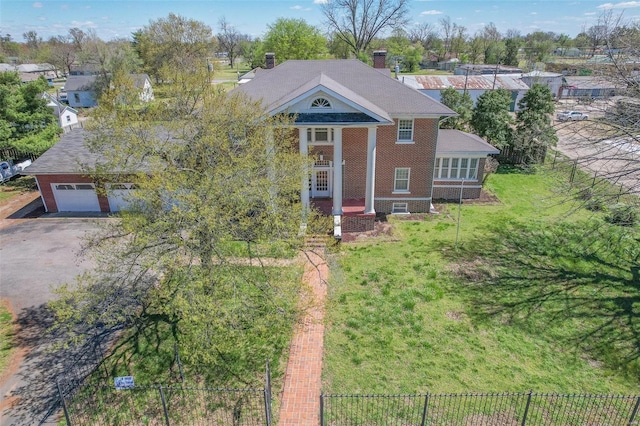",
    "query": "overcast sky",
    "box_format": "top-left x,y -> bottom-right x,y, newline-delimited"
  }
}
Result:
1,0 -> 640,41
